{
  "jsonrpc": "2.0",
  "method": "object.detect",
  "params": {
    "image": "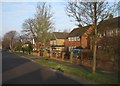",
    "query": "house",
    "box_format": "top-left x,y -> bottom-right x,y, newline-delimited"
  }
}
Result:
65,25 -> 94,51
97,16 -> 120,49
50,32 -> 69,52
98,16 -> 120,38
